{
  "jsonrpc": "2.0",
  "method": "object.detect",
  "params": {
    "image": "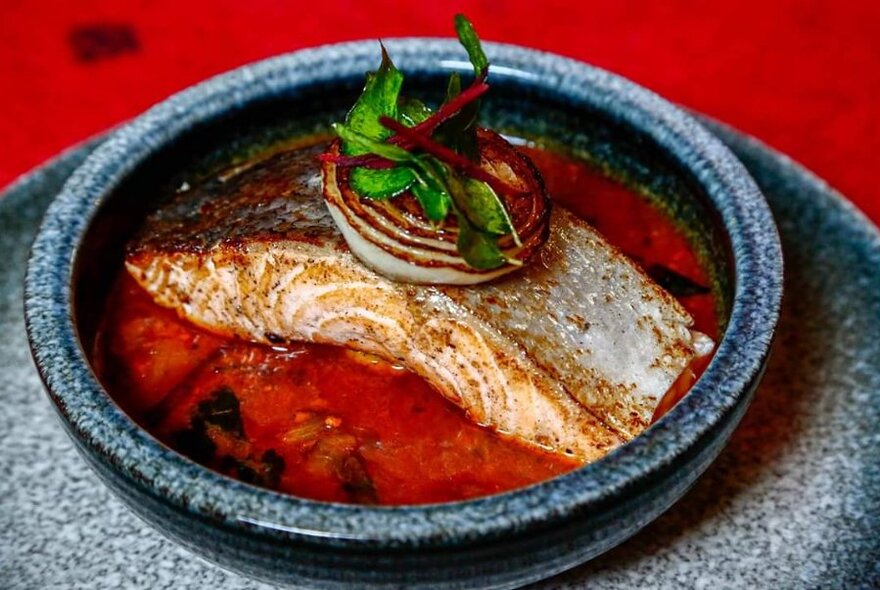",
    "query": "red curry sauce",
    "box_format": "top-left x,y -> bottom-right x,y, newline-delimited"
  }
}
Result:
94,147 -> 717,505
